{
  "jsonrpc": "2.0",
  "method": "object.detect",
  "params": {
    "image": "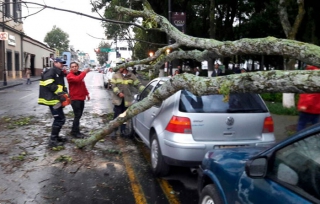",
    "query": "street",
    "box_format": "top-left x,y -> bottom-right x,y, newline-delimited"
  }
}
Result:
0,72 -> 198,204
